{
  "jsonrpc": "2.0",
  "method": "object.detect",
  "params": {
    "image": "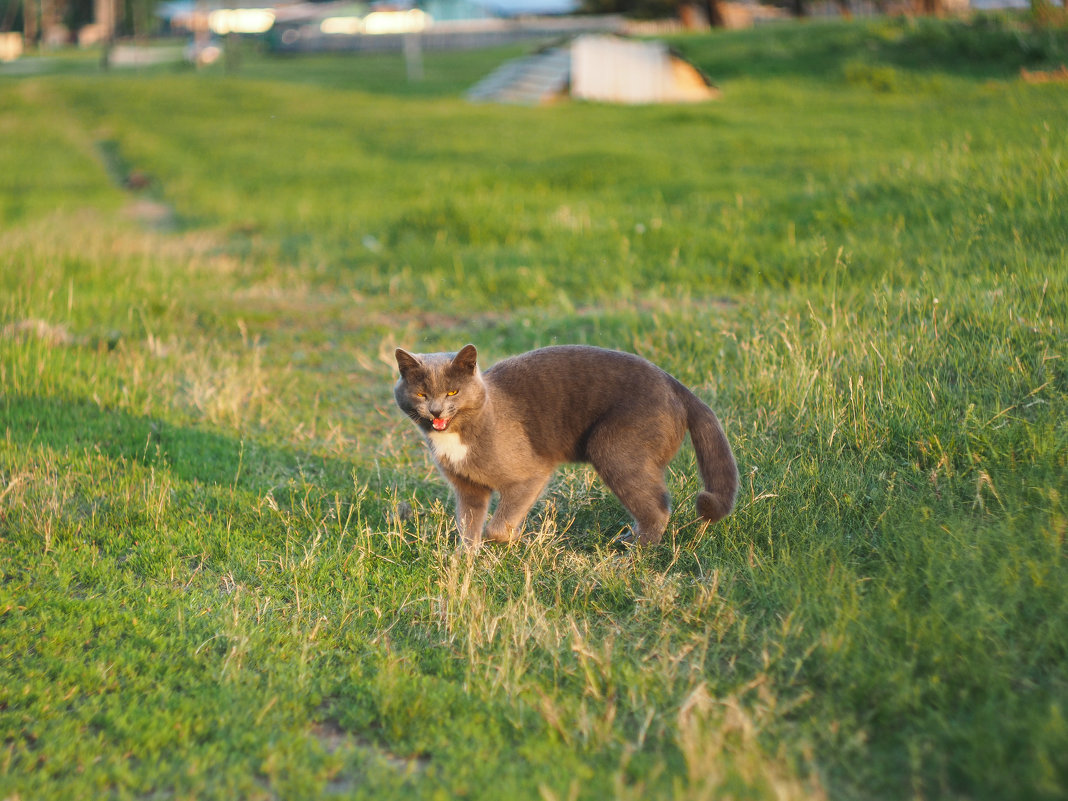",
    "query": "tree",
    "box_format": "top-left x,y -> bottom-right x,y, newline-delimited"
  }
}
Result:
1,0 -> 21,31
581,0 -> 728,27
701,0 -> 725,27
23,0 -> 36,42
